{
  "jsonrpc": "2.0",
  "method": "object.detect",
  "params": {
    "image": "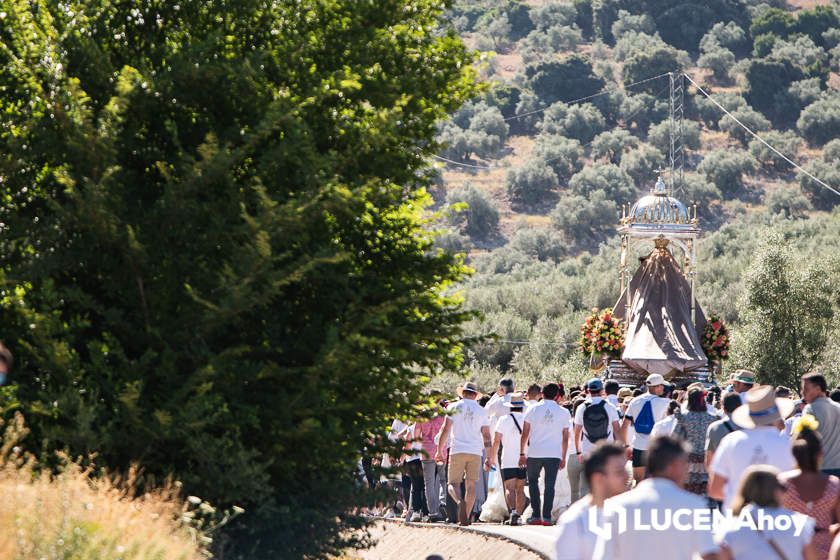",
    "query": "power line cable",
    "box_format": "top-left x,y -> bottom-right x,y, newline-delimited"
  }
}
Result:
684,72 -> 840,200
